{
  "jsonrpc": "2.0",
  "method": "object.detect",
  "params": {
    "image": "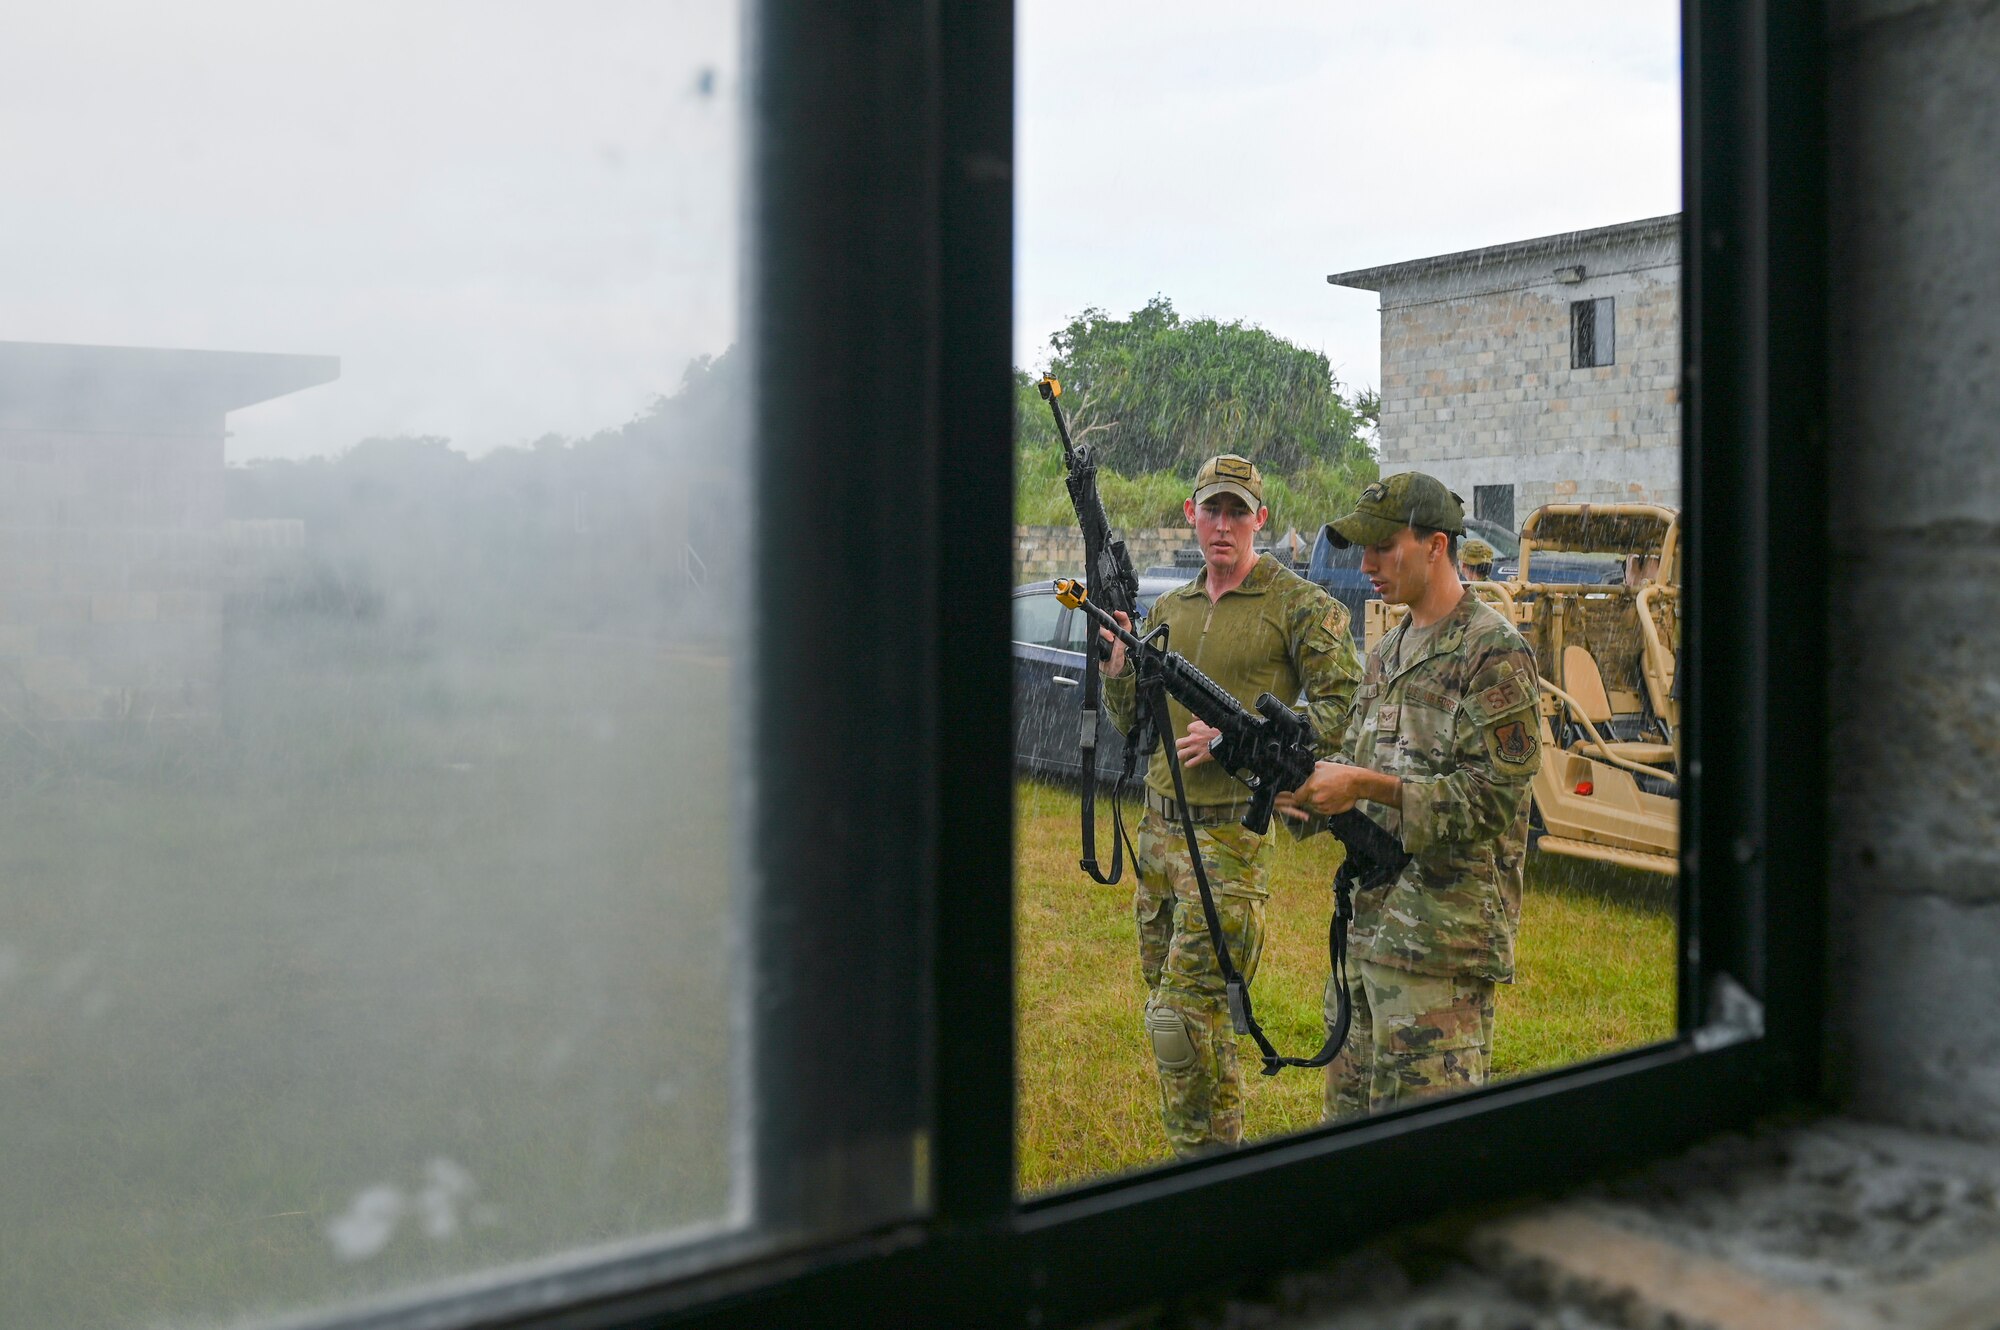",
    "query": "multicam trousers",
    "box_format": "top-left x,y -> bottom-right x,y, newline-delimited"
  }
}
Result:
1322,960 -> 1496,1122
1134,809 -> 1270,1155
